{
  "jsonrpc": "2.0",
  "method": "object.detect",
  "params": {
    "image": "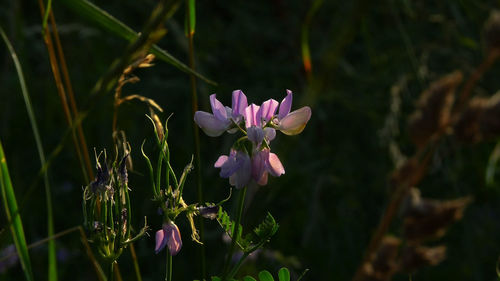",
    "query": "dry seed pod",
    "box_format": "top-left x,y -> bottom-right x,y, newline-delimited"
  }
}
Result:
389,158 -> 418,190
408,71 -> 463,148
403,194 -> 471,242
454,92 -> 500,143
453,97 -> 487,143
484,10 -> 500,52
478,92 -> 500,140
358,236 -> 401,281
399,245 -> 446,273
